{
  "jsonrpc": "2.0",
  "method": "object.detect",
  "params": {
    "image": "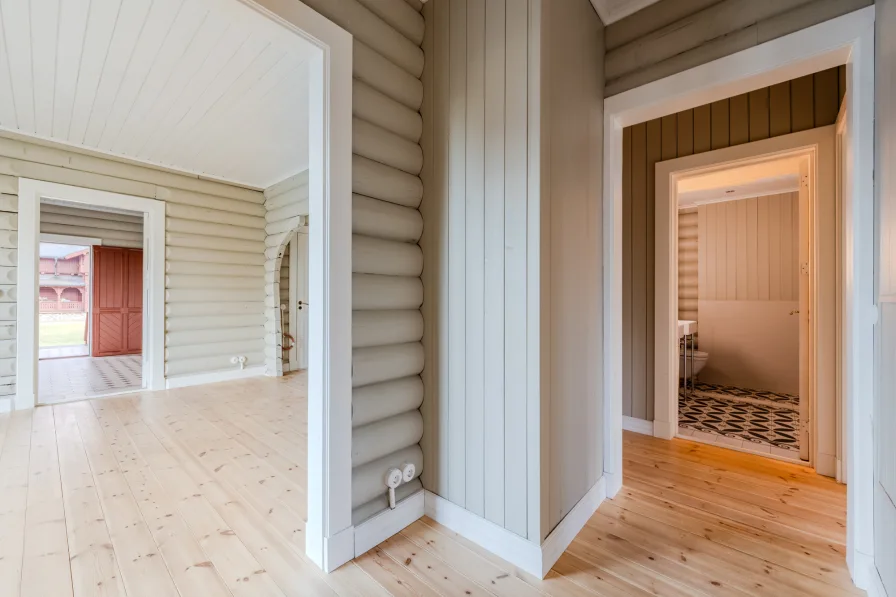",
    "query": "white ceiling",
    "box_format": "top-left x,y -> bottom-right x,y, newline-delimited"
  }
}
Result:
677,157 -> 803,208
0,0 -> 315,189
589,0 -> 663,24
